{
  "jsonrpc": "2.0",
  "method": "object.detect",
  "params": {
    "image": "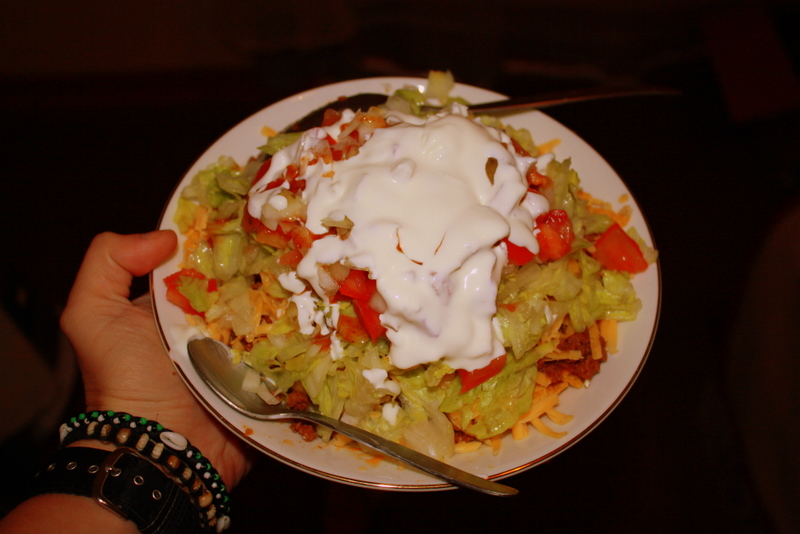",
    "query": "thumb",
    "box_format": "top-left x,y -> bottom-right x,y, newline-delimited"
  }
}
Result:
62,230 -> 177,326
108,230 -> 179,279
